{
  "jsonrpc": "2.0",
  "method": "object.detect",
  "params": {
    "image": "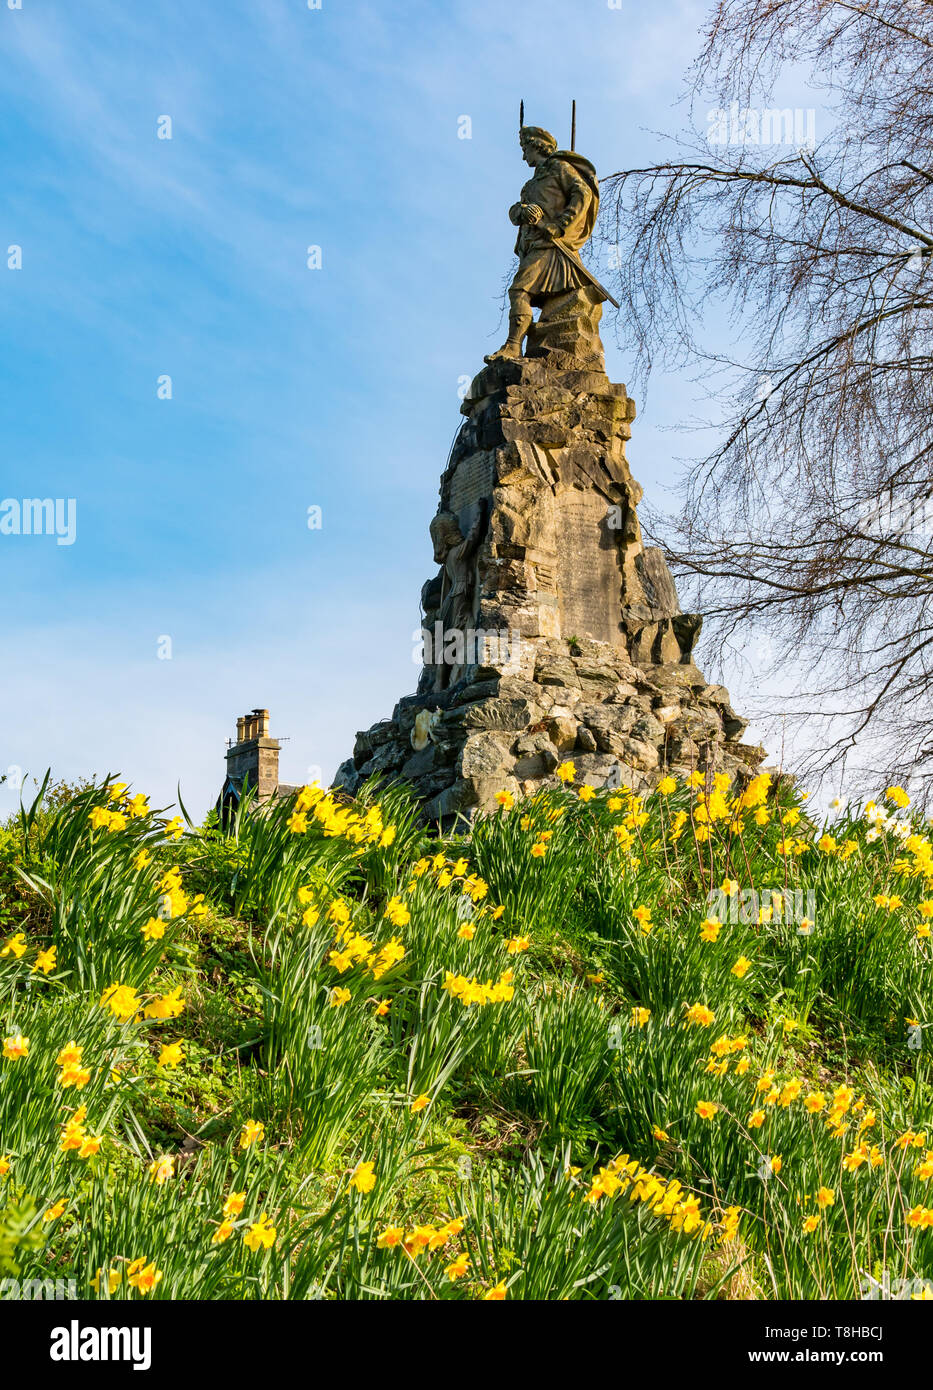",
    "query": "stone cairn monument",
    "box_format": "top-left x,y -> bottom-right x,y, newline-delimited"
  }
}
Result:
335,120 -> 764,822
